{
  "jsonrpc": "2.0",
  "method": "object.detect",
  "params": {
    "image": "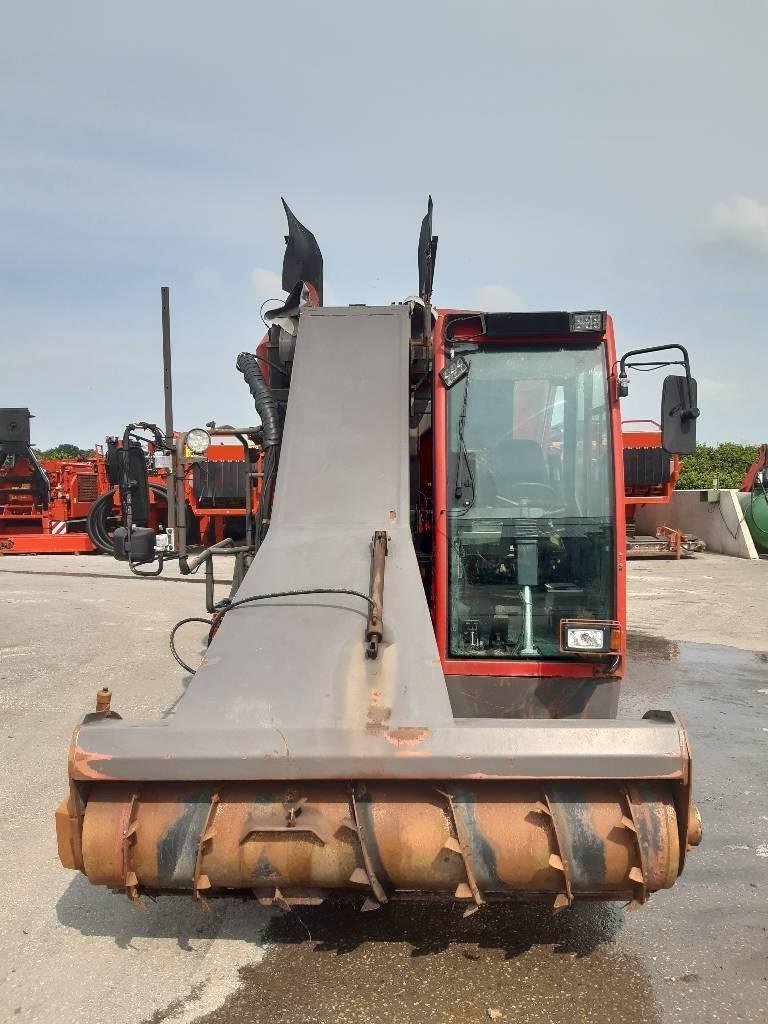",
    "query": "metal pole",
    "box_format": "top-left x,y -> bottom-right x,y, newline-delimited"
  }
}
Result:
161,287 -> 177,548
